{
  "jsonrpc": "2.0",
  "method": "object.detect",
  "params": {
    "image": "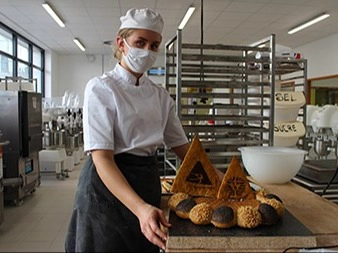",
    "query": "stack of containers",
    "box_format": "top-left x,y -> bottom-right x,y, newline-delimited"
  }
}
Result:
273,91 -> 306,147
